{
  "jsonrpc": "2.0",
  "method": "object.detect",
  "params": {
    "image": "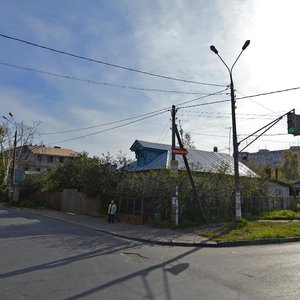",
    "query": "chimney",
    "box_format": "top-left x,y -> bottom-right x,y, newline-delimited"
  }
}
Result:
213,146 -> 218,152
